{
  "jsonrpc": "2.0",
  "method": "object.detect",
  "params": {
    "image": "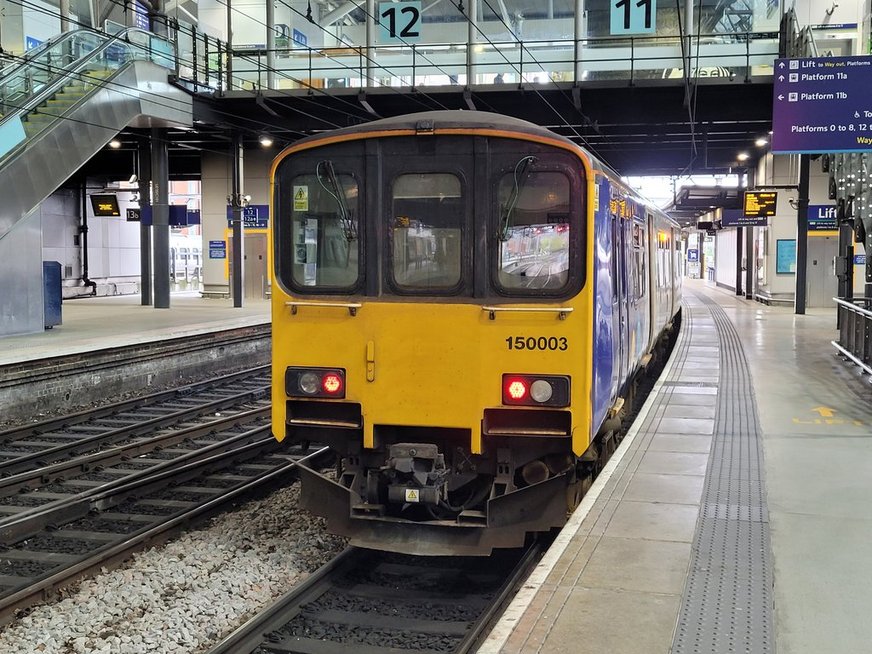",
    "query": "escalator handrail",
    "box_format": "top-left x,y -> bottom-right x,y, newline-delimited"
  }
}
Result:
0,27 -> 174,141
0,29 -> 105,85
